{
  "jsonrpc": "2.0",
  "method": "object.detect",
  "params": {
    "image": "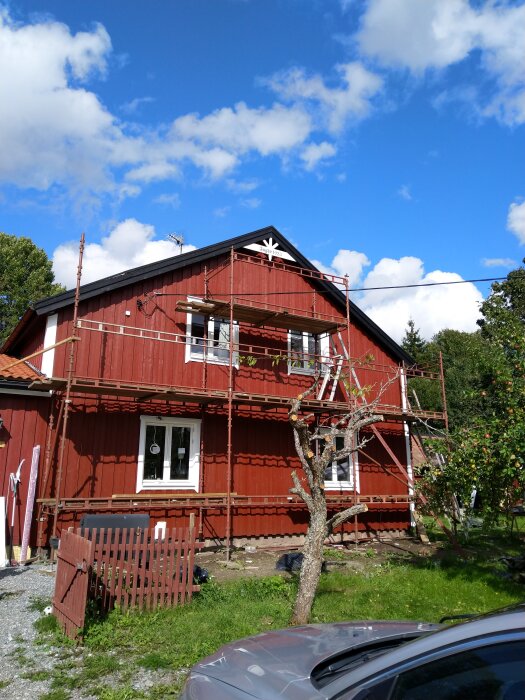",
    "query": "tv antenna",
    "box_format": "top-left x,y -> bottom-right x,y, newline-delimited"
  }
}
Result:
167,233 -> 184,254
